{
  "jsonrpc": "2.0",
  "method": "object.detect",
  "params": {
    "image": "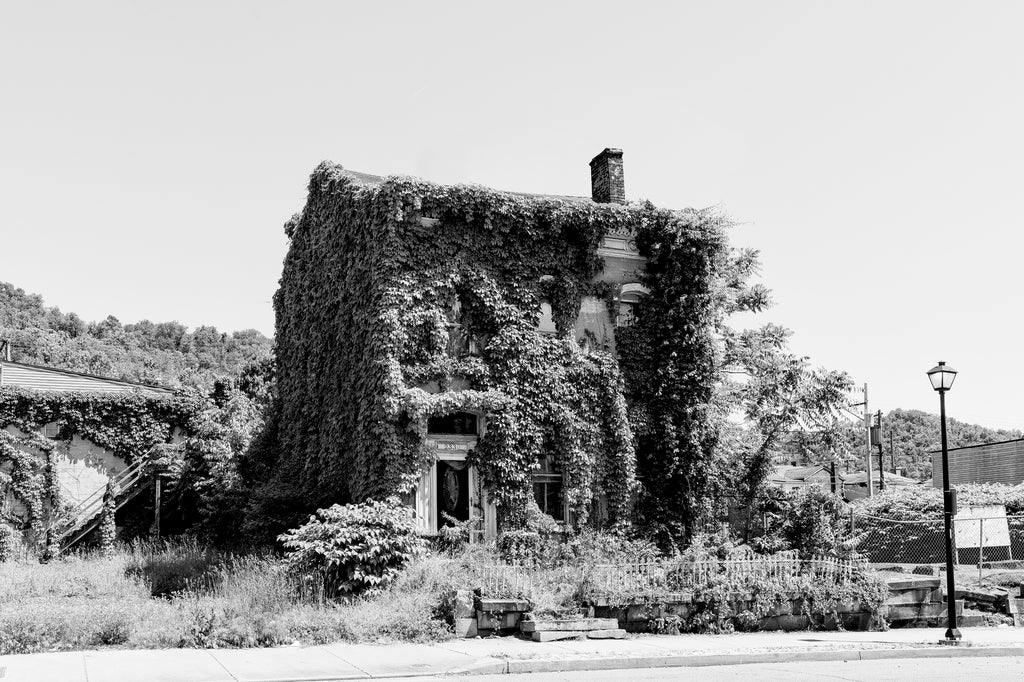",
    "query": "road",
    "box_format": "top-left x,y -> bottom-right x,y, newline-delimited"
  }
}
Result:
415,654 -> 1024,681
